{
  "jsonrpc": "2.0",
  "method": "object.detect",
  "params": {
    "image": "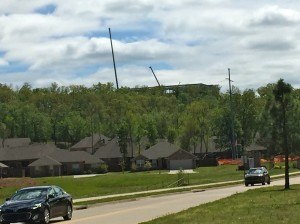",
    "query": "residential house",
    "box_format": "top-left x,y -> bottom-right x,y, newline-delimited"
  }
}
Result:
70,134 -> 109,154
94,137 -> 140,171
132,140 -> 196,170
166,149 -> 197,170
0,142 -> 58,177
245,143 -> 266,168
28,150 -> 105,177
140,140 -> 179,169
